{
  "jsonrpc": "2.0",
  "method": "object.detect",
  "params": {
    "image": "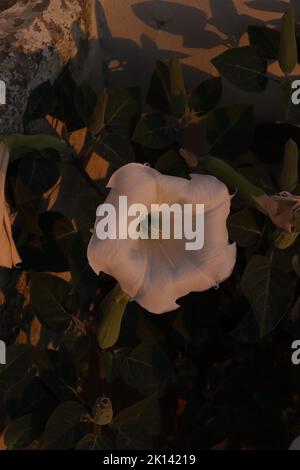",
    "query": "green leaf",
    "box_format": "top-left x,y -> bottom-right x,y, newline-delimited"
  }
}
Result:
97,284 -> 129,350
155,149 -> 189,177
95,132 -> 135,168
248,26 -> 280,60
191,77 -> 222,116
89,89 -> 108,135
19,212 -> 77,272
279,7 -> 298,75
52,65 -> 84,132
105,87 -> 141,138
292,254 -> 300,277
241,255 -> 296,336
113,396 -> 160,436
211,45 -> 268,92
30,272 -> 74,332
43,401 -> 88,450
230,311 -> 260,343
4,414 -> 35,449
147,60 -> 170,113
0,345 -> 32,392
228,207 -> 263,247
206,104 -> 255,158
68,232 -> 98,290
169,54 -> 187,117
75,81 -> 97,126
115,425 -> 153,450
121,342 -> 174,390
113,396 -> 160,450
76,434 -> 112,450
60,333 -> 90,361
5,134 -> 66,156
103,348 -> 130,383
24,81 -> 55,122
14,152 -> 60,204
133,113 -> 177,149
